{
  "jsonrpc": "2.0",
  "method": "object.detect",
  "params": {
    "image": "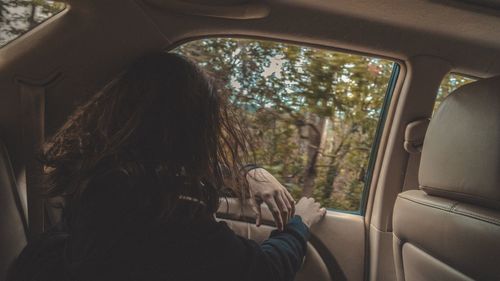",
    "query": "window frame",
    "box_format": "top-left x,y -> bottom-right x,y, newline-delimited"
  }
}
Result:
358,63 -> 400,216
168,35 -> 404,215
